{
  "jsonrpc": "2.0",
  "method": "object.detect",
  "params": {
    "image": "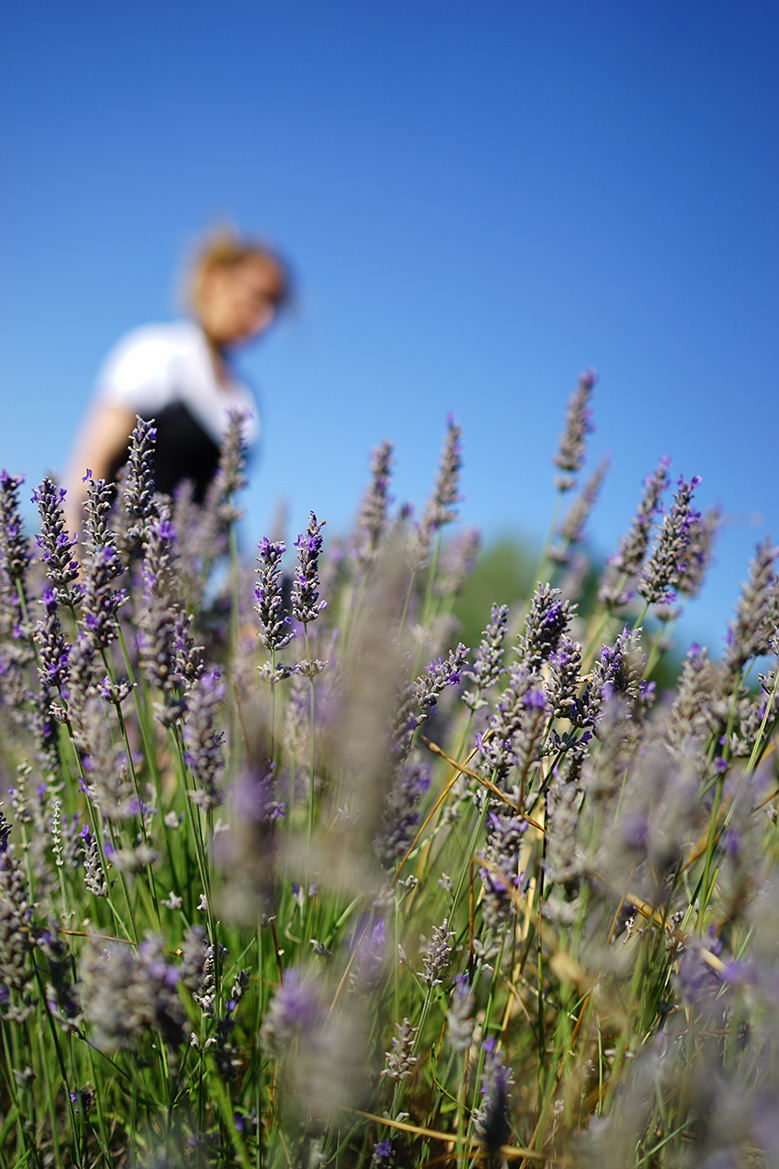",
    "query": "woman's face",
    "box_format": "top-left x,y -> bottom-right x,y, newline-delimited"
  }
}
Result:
198,256 -> 285,348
